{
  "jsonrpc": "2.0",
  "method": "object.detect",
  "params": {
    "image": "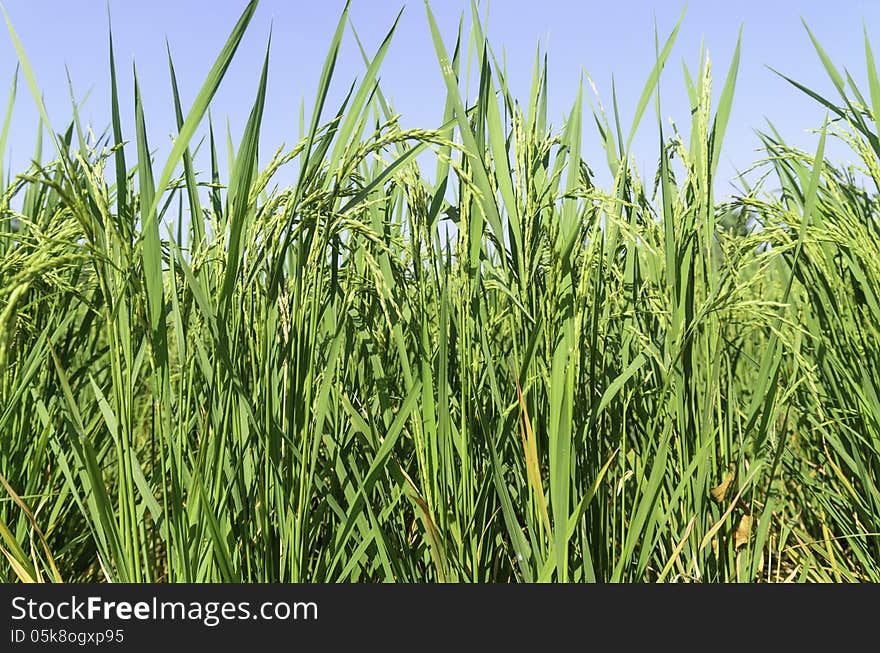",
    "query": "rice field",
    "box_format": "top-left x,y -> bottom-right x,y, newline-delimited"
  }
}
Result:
1,0 -> 879,583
